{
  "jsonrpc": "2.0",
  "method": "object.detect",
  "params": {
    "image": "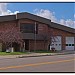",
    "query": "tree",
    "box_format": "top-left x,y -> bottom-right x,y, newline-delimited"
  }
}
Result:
41,28 -> 58,51
48,28 -> 58,51
41,34 -> 47,49
48,29 -> 59,49
0,26 -> 23,52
